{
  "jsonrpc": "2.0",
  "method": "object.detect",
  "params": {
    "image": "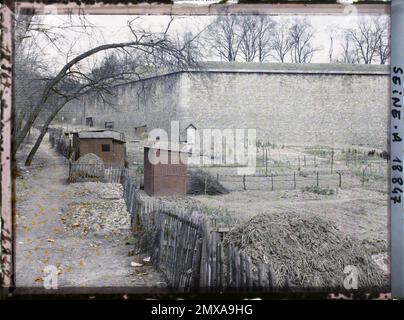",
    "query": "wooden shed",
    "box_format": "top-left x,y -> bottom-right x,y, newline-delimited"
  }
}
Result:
180,123 -> 197,144
134,125 -> 147,138
72,130 -> 126,166
105,121 -> 114,129
143,141 -> 190,196
85,117 -> 93,127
